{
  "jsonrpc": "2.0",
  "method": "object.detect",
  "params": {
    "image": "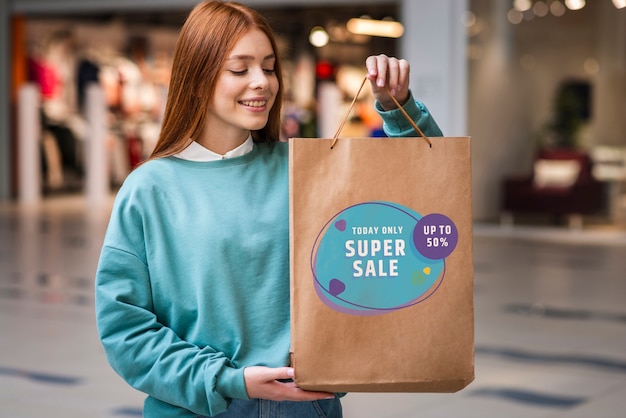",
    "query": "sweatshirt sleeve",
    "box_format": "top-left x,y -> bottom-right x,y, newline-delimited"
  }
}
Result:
94,186 -> 248,417
375,90 -> 444,138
